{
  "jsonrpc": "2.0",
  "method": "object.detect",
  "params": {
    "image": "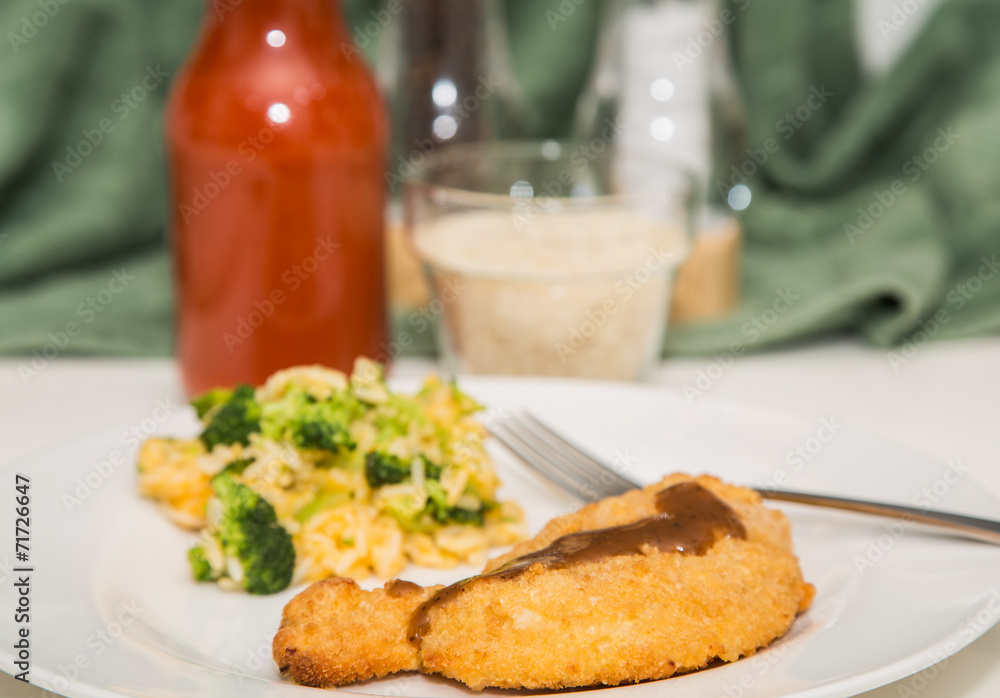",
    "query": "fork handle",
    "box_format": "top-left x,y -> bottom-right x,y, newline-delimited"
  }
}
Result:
759,488 -> 1000,545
